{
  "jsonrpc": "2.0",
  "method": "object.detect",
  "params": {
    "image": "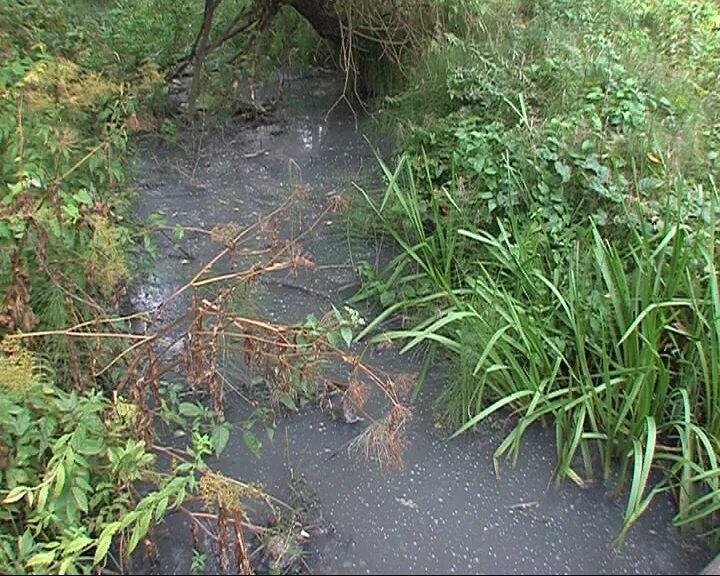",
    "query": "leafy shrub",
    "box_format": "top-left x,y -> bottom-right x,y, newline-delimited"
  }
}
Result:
354,0 -> 720,548
0,4 -> 182,573
0,342 -> 193,574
